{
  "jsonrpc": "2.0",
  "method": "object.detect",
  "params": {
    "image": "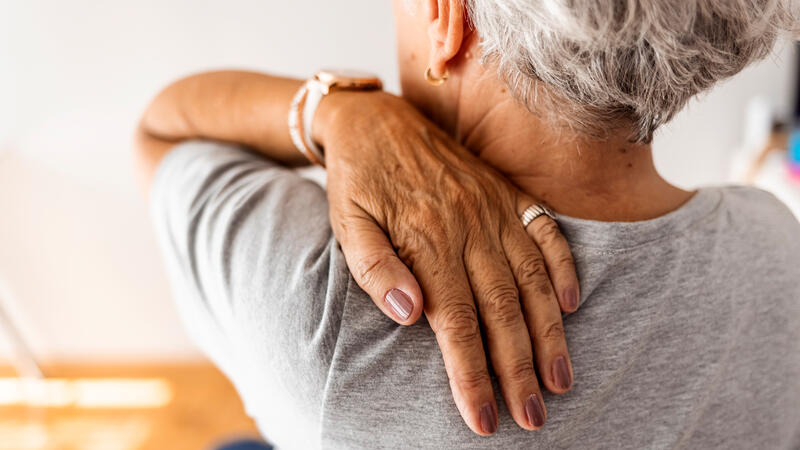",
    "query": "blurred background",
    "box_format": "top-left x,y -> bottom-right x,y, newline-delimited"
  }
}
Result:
1,0 -> 798,448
